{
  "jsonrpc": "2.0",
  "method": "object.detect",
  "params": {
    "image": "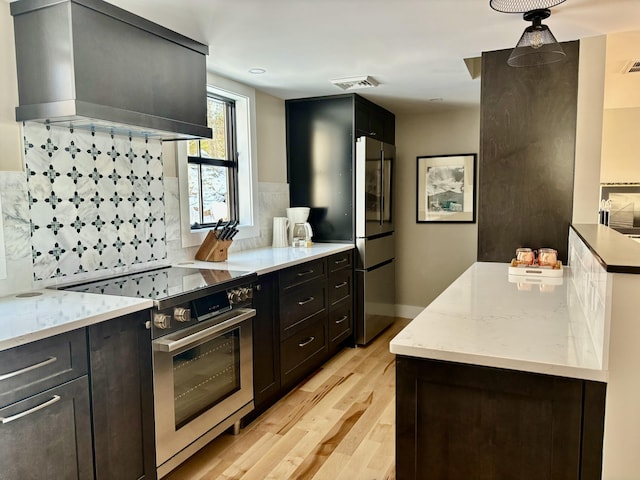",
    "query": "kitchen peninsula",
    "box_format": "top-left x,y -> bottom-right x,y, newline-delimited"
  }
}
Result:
391,224 -> 640,479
